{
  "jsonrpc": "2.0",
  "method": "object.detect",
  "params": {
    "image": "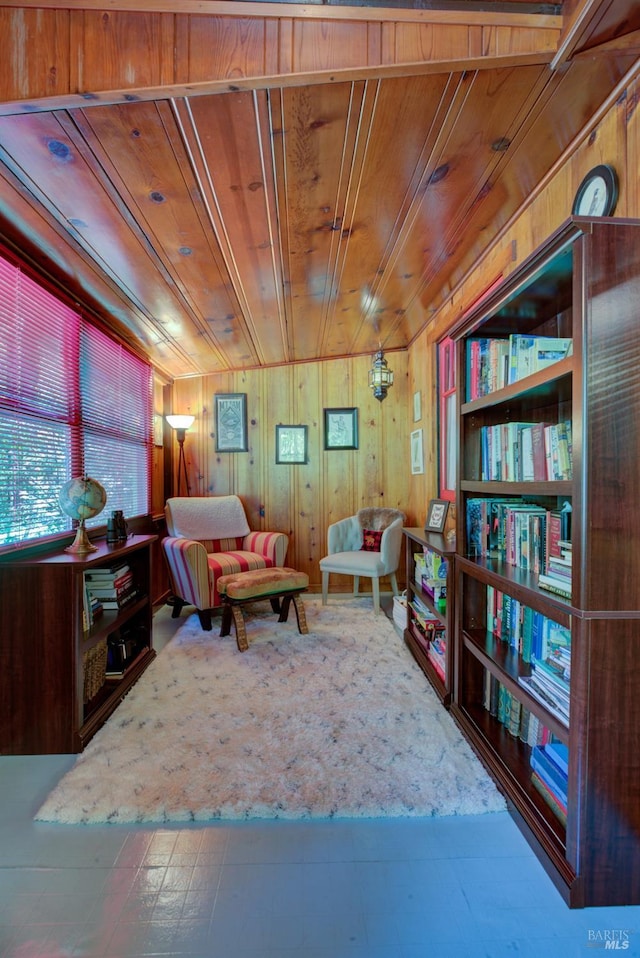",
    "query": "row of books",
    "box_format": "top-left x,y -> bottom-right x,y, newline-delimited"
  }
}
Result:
483,670 -> 555,746
483,671 -> 569,824
479,419 -> 572,482
410,591 -> 442,630
466,334 -> 572,401
486,584 -> 571,664
466,498 -> 571,579
413,551 -> 448,611
531,742 -> 569,825
82,561 -> 137,630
